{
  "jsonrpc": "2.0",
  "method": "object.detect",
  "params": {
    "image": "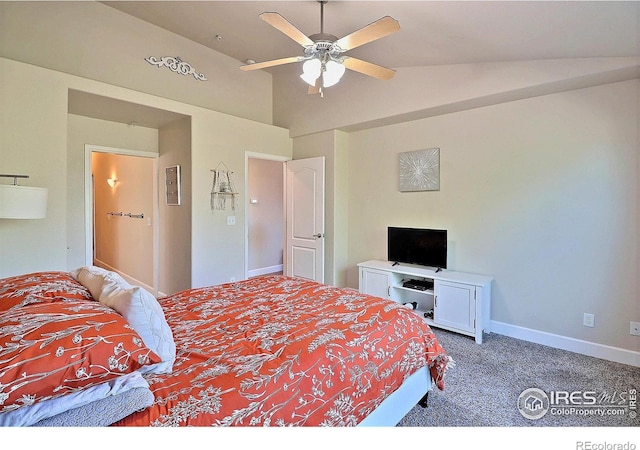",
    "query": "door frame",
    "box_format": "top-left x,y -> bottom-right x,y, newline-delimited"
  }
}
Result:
84,144 -> 159,293
244,151 -> 290,280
